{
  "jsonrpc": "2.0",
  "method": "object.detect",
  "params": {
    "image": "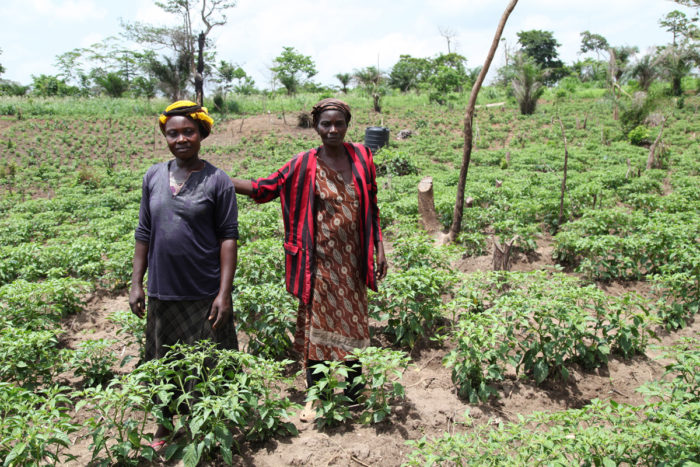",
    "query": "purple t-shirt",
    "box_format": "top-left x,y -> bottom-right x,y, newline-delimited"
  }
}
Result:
135,160 -> 238,300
